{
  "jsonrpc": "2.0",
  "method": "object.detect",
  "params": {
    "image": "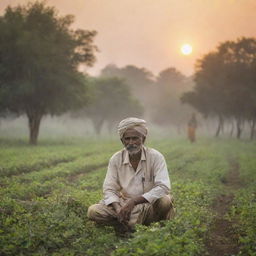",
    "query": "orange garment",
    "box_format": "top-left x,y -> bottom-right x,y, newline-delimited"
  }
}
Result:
188,126 -> 196,142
